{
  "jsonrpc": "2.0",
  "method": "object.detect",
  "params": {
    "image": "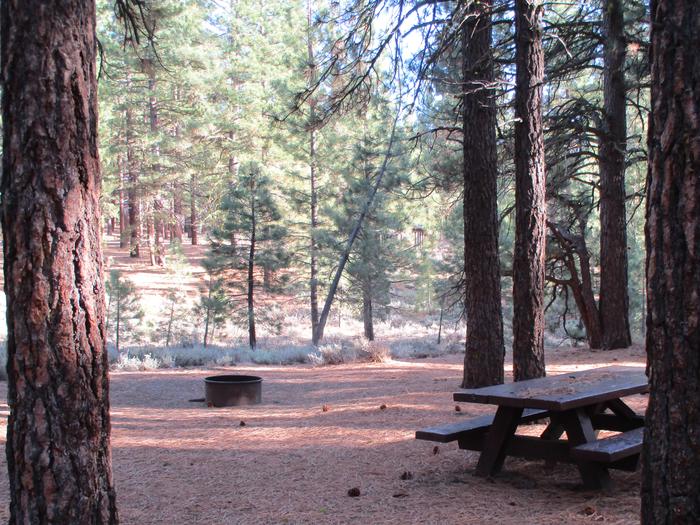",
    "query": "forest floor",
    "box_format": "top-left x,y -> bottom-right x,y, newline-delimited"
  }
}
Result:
0,345 -> 647,524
